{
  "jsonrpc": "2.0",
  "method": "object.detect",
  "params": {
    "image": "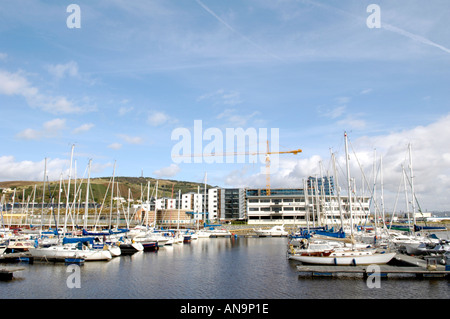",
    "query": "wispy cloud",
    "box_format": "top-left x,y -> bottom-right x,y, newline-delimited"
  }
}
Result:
0,156 -> 69,181
195,0 -> 283,61
108,143 -> 122,150
72,123 -> 94,134
16,118 -> 67,140
118,134 -> 144,144
301,0 -> 450,56
153,163 -> 180,178
118,106 -> 134,116
46,61 -> 79,79
0,69 -> 96,114
382,23 -> 450,55
216,108 -> 260,127
197,89 -> 243,106
147,111 -> 175,127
